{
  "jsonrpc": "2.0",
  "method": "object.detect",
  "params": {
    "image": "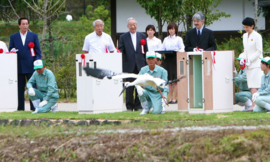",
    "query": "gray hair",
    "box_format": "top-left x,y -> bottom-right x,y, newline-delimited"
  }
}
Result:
127,17 -> 137,26
192,11 -> 205,21
93,19 -> 104,27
